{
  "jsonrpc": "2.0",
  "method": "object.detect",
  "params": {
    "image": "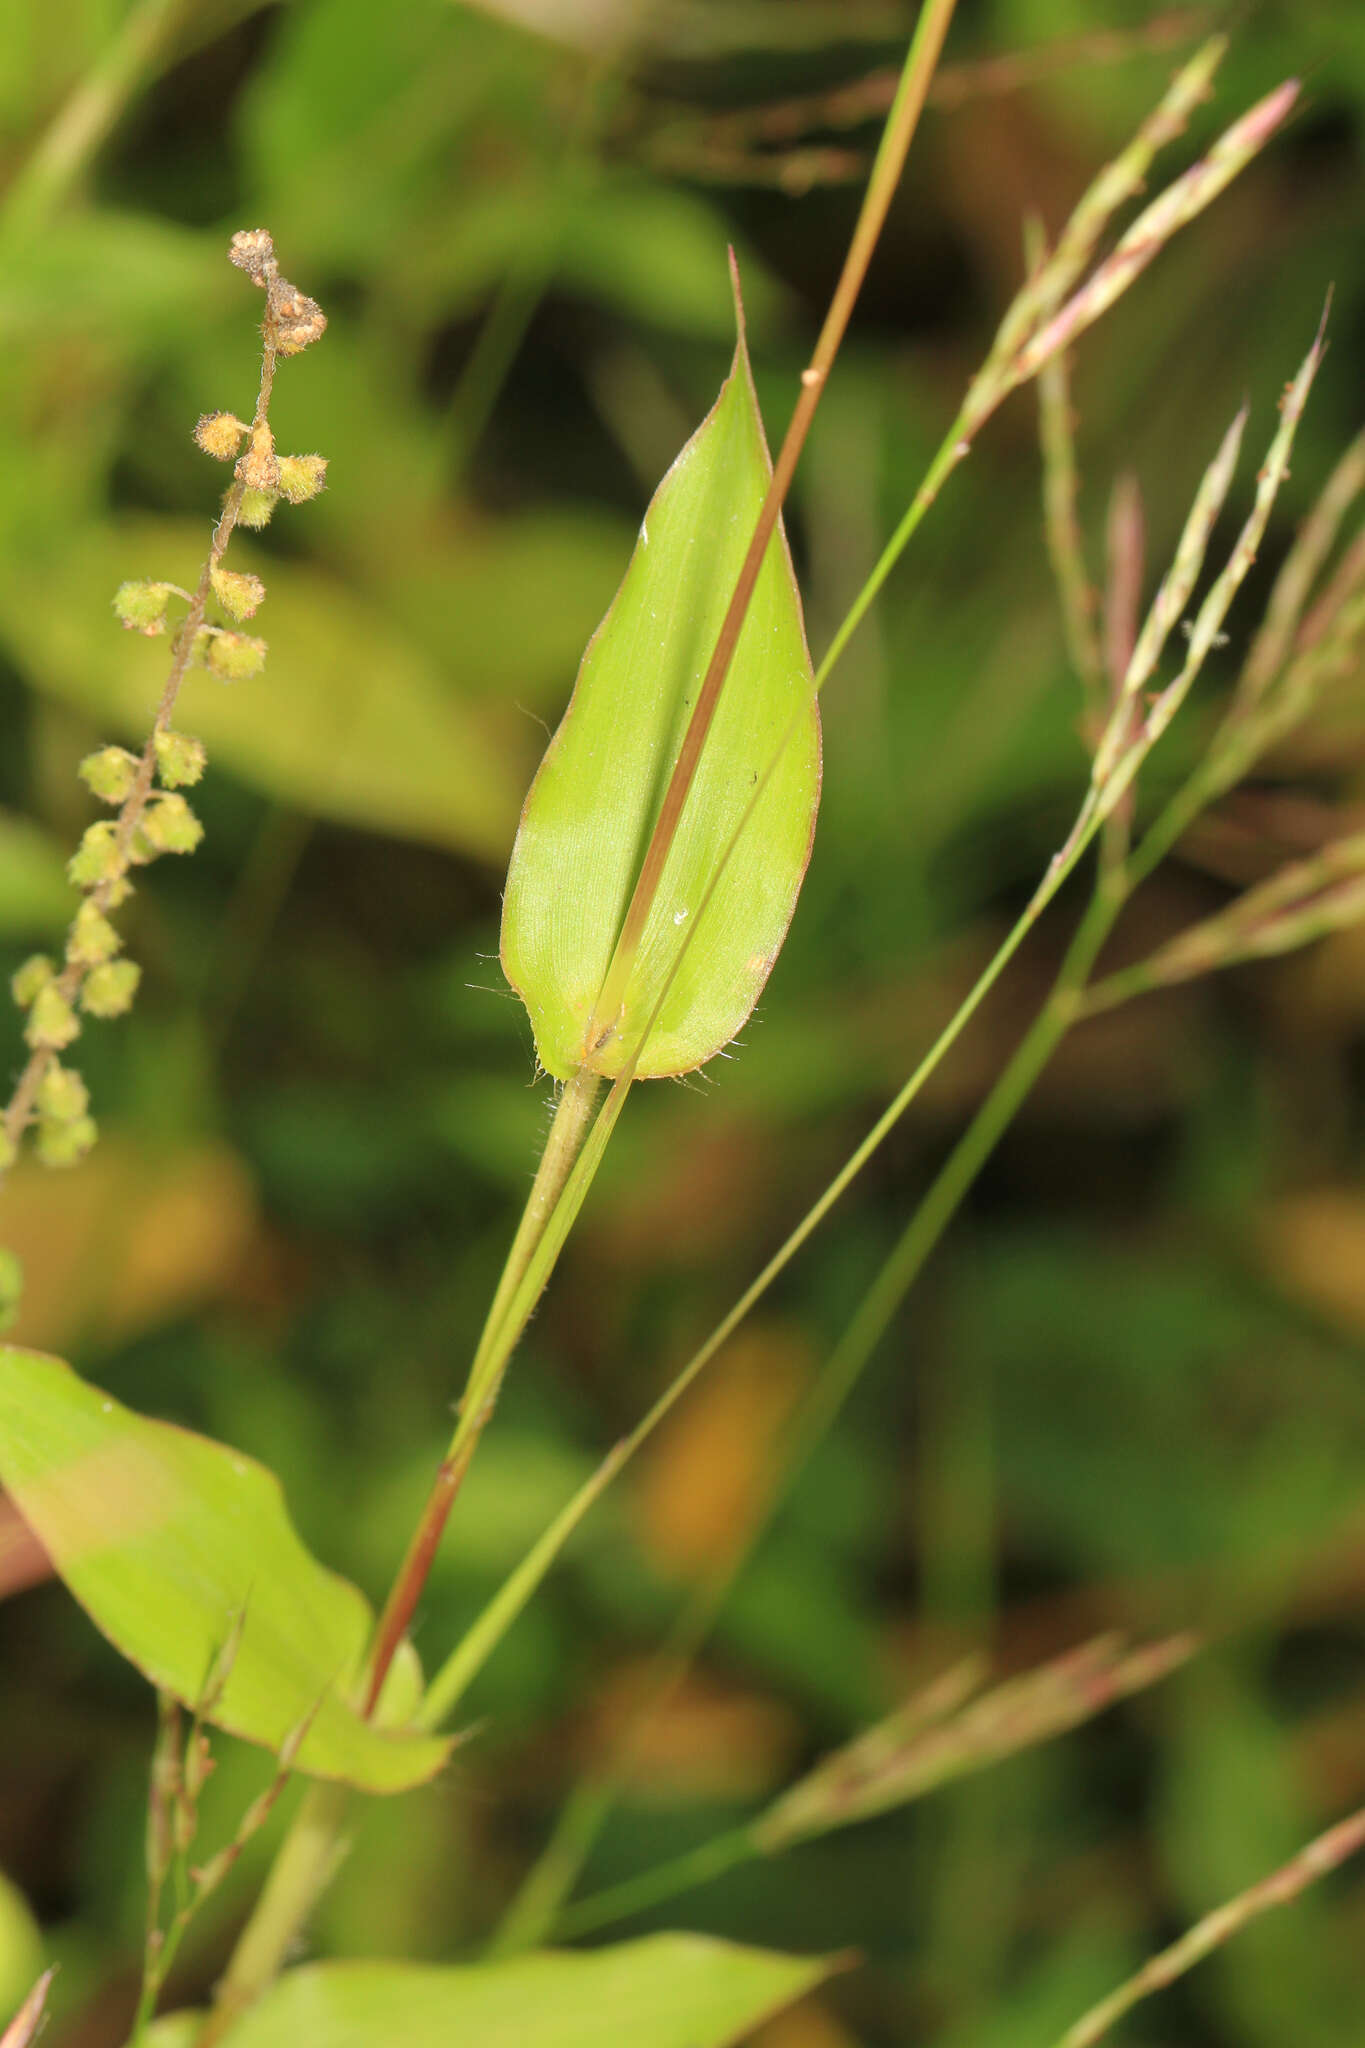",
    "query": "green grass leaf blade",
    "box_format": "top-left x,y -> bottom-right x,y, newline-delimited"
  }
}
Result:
161,1937 -> 837,2048
0,1348 -> 451,1793
501,307 -> 820,1080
